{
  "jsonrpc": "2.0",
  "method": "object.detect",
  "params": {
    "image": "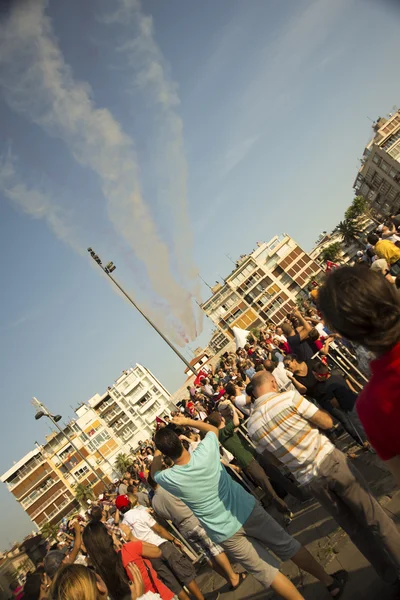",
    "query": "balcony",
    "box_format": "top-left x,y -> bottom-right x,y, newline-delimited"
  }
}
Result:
119,376 -> 141,397
30,489 -> 73,520
21,477 -> 57,509
8,456 -> 48,491
137,396 -> 157,415
41,496 -> 76,523
104,407 -> 124,424
113,414 -> 131,430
